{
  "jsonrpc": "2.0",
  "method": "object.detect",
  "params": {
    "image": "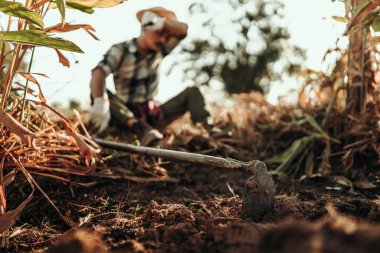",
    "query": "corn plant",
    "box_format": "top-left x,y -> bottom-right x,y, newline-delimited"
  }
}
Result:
332,0 -> 380,116
0,0 -> 125,234
266,0 -> 380,179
